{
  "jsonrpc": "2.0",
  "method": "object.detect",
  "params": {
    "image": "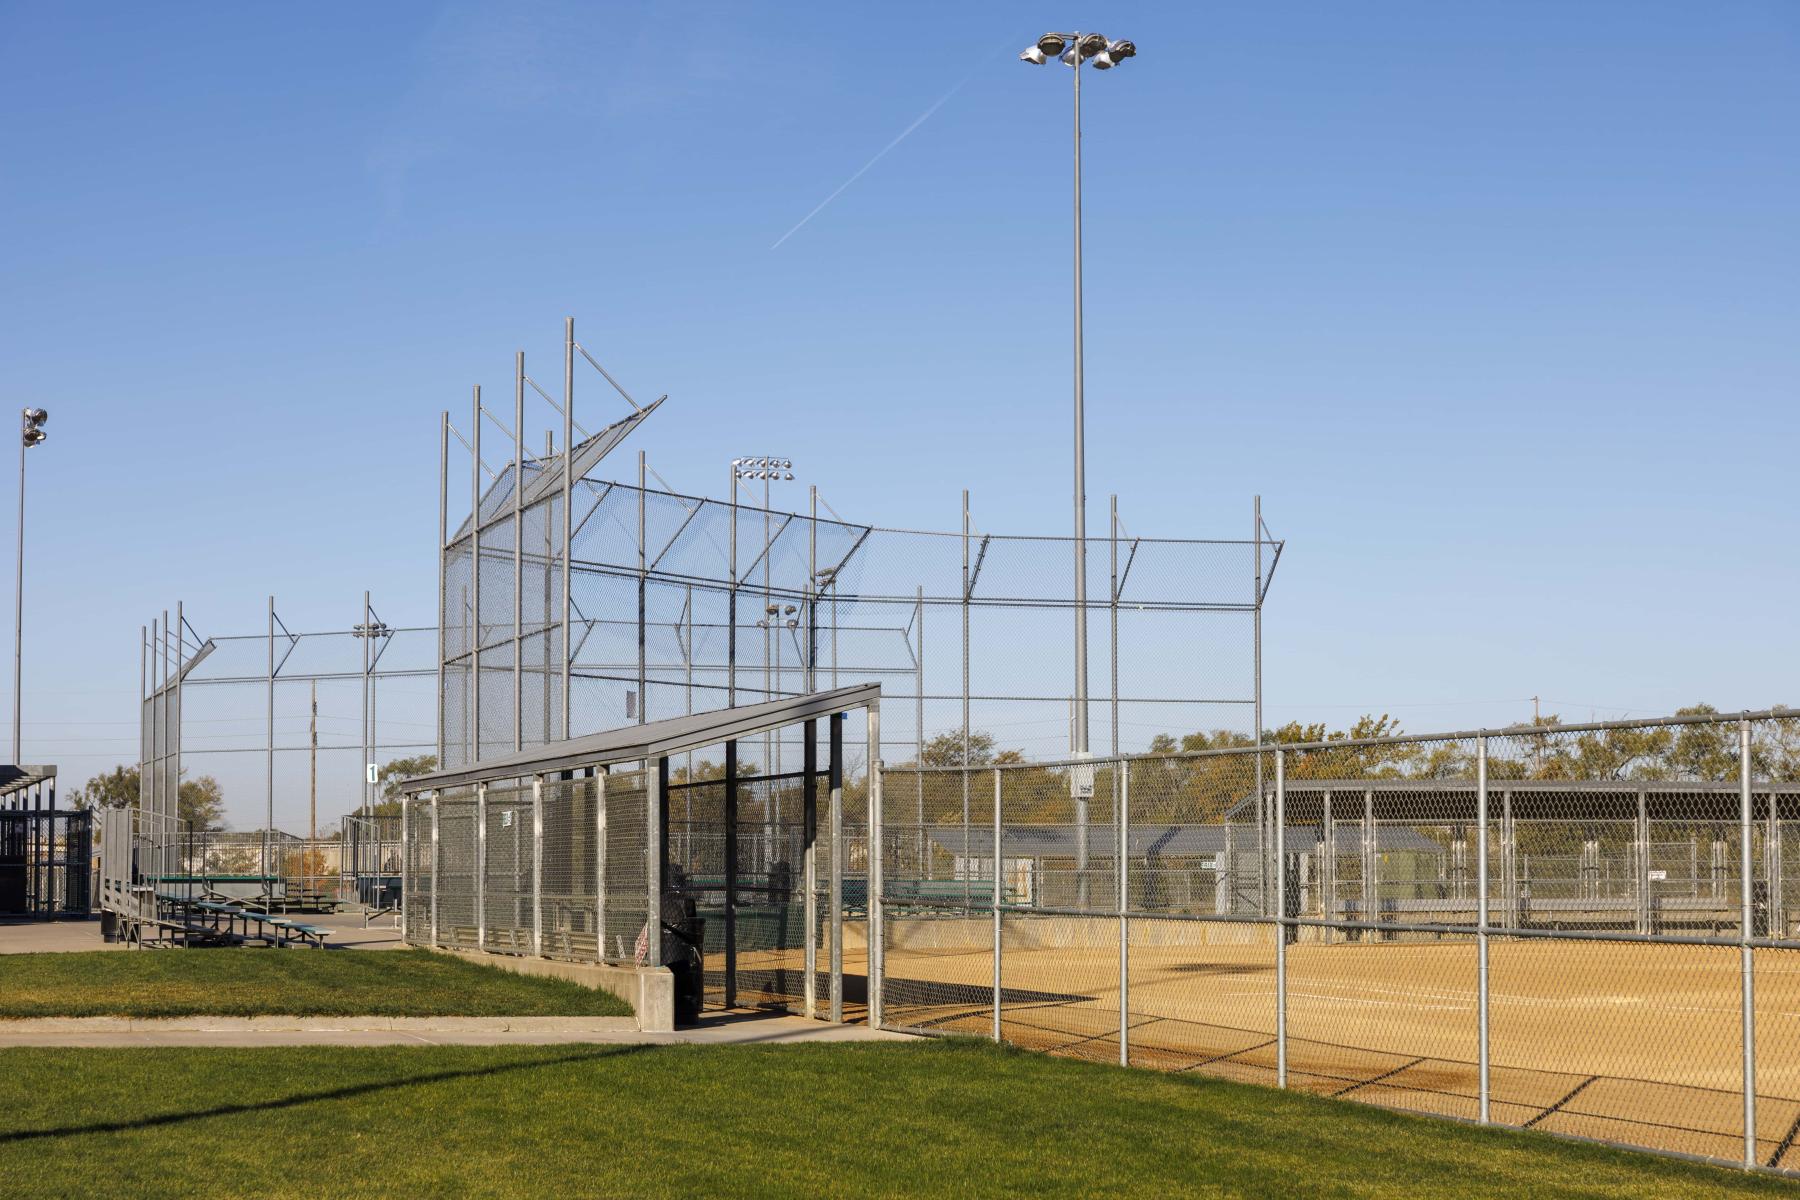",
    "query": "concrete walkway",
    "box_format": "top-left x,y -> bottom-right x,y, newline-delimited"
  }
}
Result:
0,1010 -> 910,1049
